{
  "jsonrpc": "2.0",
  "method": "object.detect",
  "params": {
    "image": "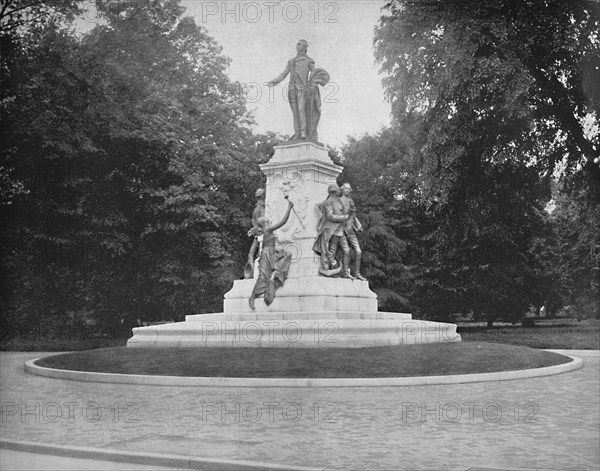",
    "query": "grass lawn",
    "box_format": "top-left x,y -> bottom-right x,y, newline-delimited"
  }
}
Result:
0,337 -> 127,352
35,342 -> 572,378
459,319 -> 599,349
